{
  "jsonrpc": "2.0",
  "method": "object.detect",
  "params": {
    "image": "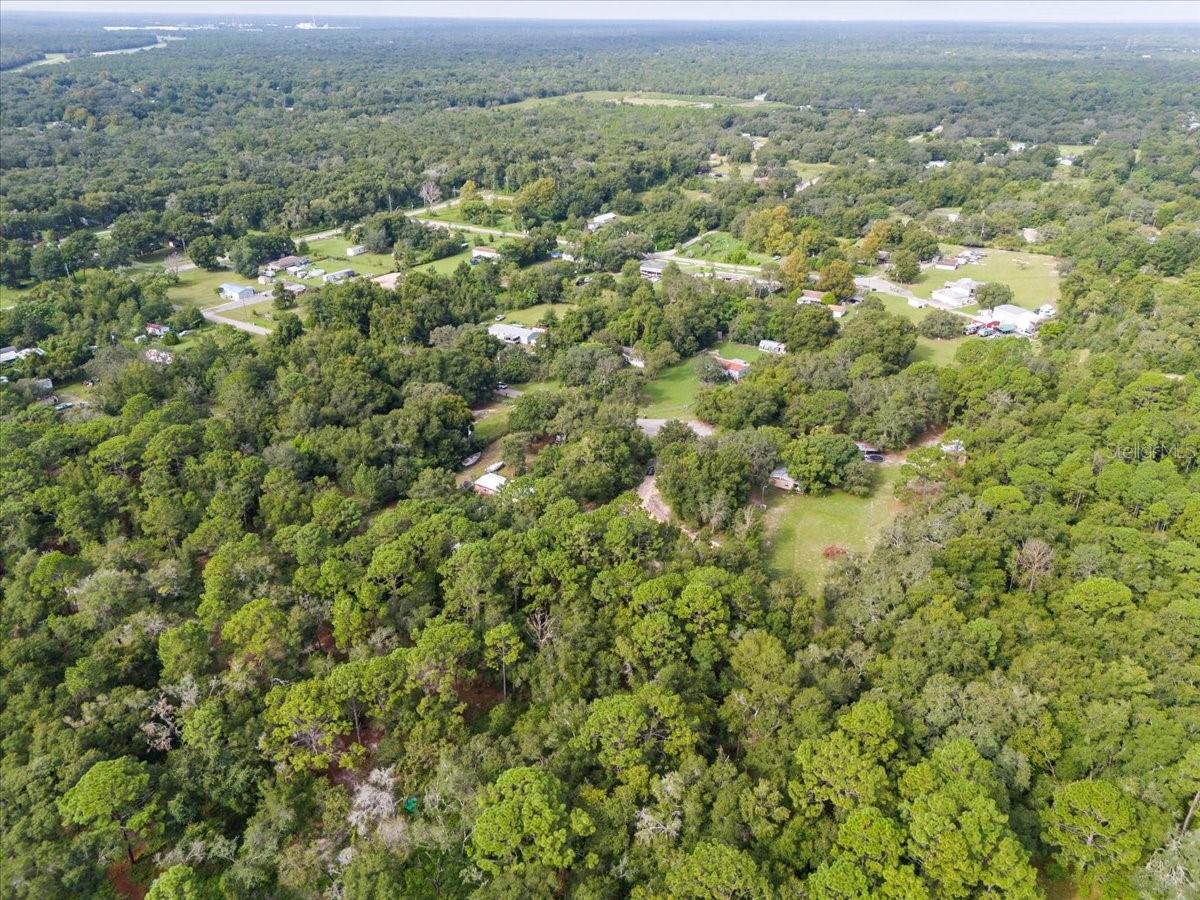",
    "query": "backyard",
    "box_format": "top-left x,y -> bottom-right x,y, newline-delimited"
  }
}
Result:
765,466 -> 903,585
502,302 -> 579,326
639,342 -> 763,419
